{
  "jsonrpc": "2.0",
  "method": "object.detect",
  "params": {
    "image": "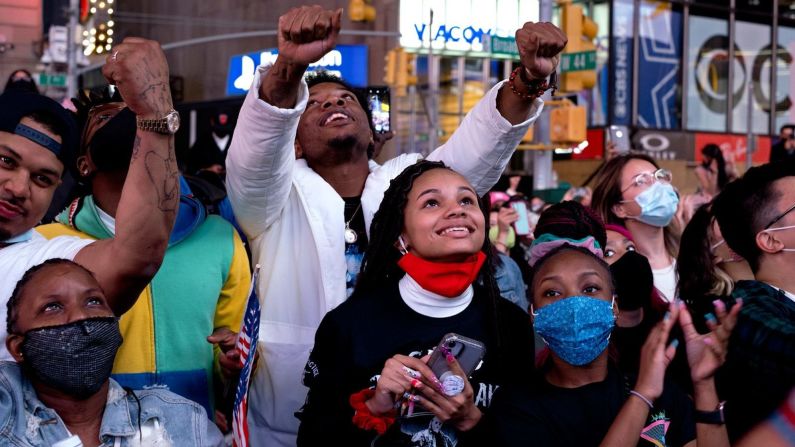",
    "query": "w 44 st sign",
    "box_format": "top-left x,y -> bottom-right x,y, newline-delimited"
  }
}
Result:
560,51 -> 597,72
